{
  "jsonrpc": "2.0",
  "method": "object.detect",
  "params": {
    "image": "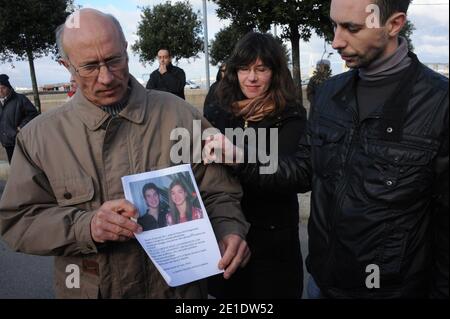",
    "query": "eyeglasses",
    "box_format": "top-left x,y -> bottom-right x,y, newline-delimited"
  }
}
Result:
237,65 -> 271,76
69,53 -> 128,78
